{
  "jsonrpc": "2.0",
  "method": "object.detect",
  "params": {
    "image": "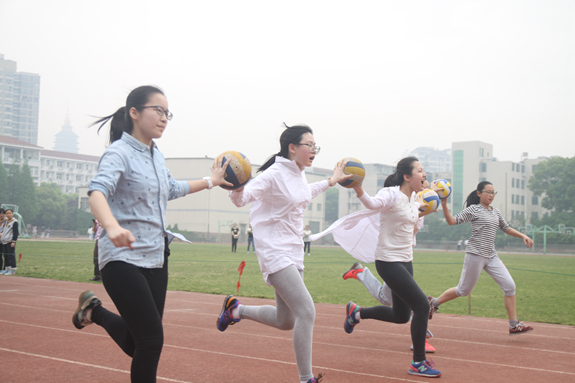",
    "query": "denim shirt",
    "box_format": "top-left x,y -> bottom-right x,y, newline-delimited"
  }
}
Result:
89,133 -> 190,269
